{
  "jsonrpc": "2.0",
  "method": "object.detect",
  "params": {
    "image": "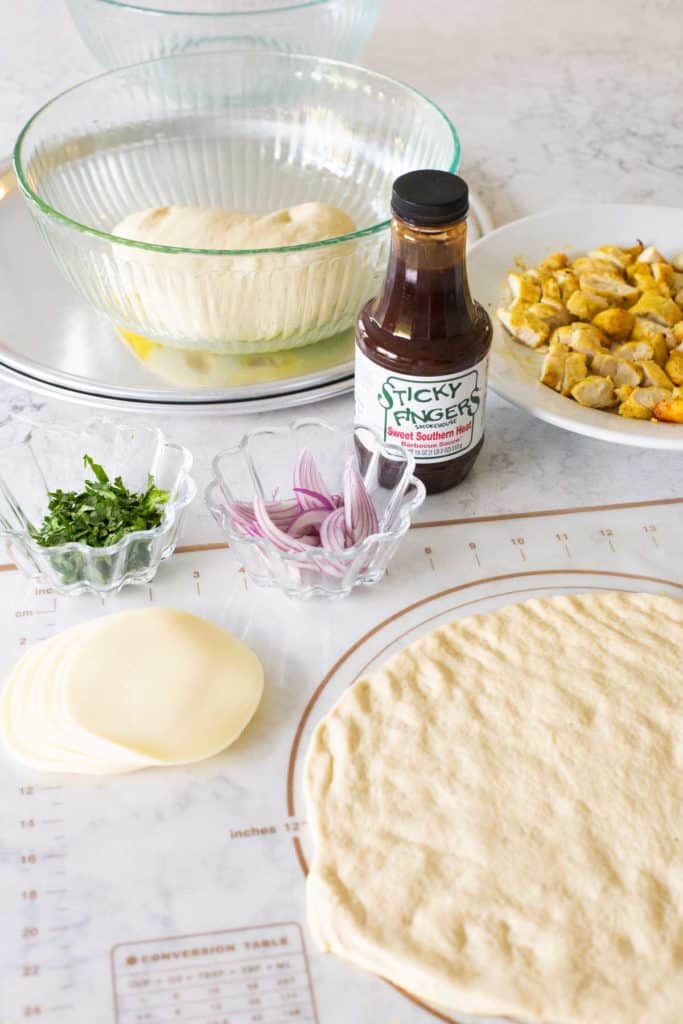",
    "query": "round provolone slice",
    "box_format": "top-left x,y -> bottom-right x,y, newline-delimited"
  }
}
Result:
2,631 -> 153,774
62,608 -> 264,763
